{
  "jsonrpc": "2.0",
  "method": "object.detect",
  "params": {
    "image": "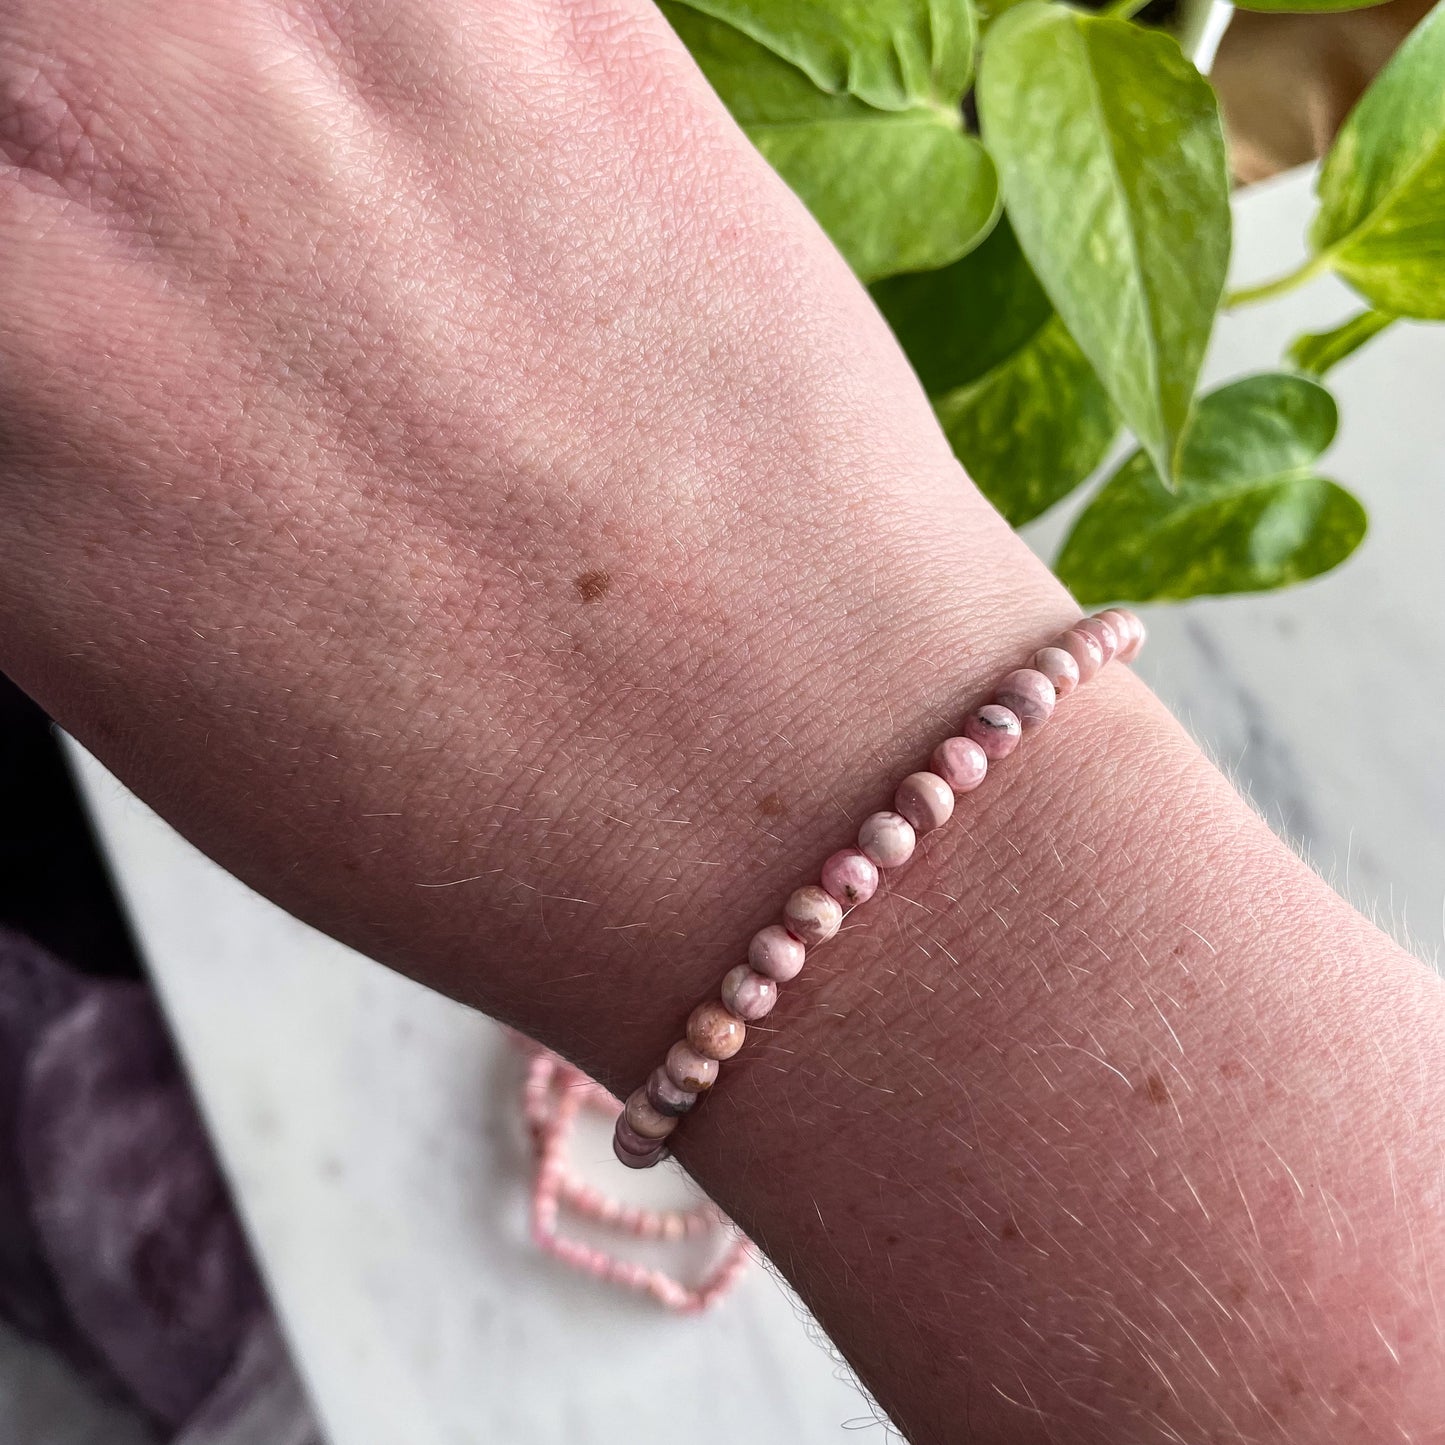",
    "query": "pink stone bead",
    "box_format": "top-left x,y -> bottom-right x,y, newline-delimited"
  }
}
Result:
665,1040 -> 718,1092
624,1088 -> 677,1140
931,735 -> 988,794
613,1141 -> 652,1168
1077,615 -> 1119,663
613,1121 -> 664,1169
1058,627 -> 1105,683
721,964 -> 778,1022
647,1065 -> 697,1117
994,668 -> 1056,730
1101,607 -> 1145,662
687,1000 -> 745,1061
857,810 -> 916,869
964,704 -> 1022,760
615,1115 -> 662,1153
783,885 -> 843,946
1123,612 -> 1146,662
1032,646 -> 1080,699
894,771 -> 955,833
747,924 -> 806,982
820,848 -> 879,908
